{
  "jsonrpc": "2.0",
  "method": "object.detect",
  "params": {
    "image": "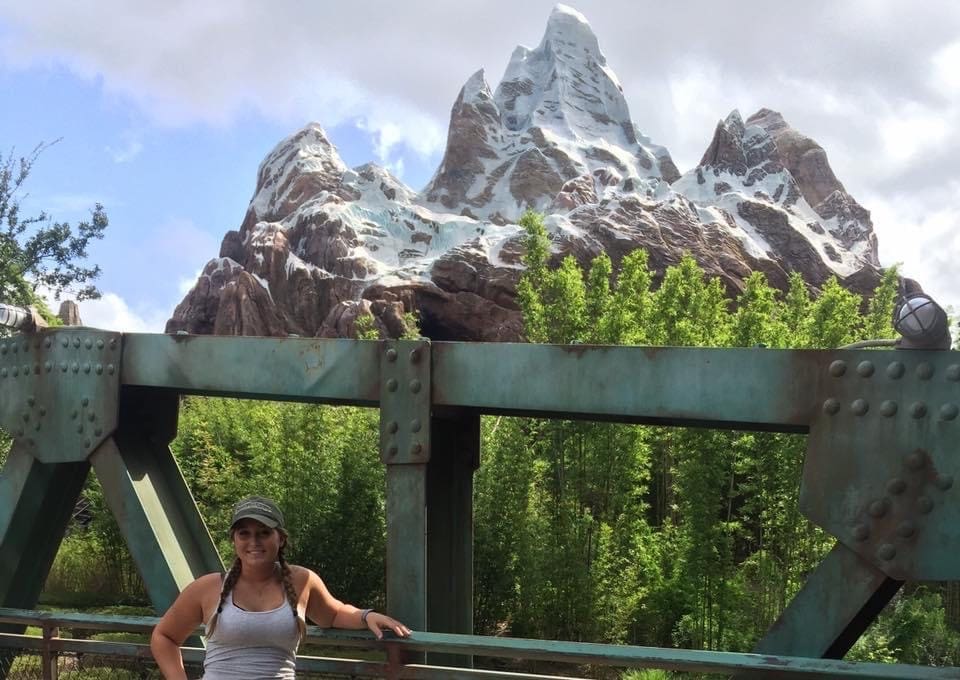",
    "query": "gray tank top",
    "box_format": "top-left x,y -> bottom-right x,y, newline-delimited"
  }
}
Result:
202,592 -> 301,679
